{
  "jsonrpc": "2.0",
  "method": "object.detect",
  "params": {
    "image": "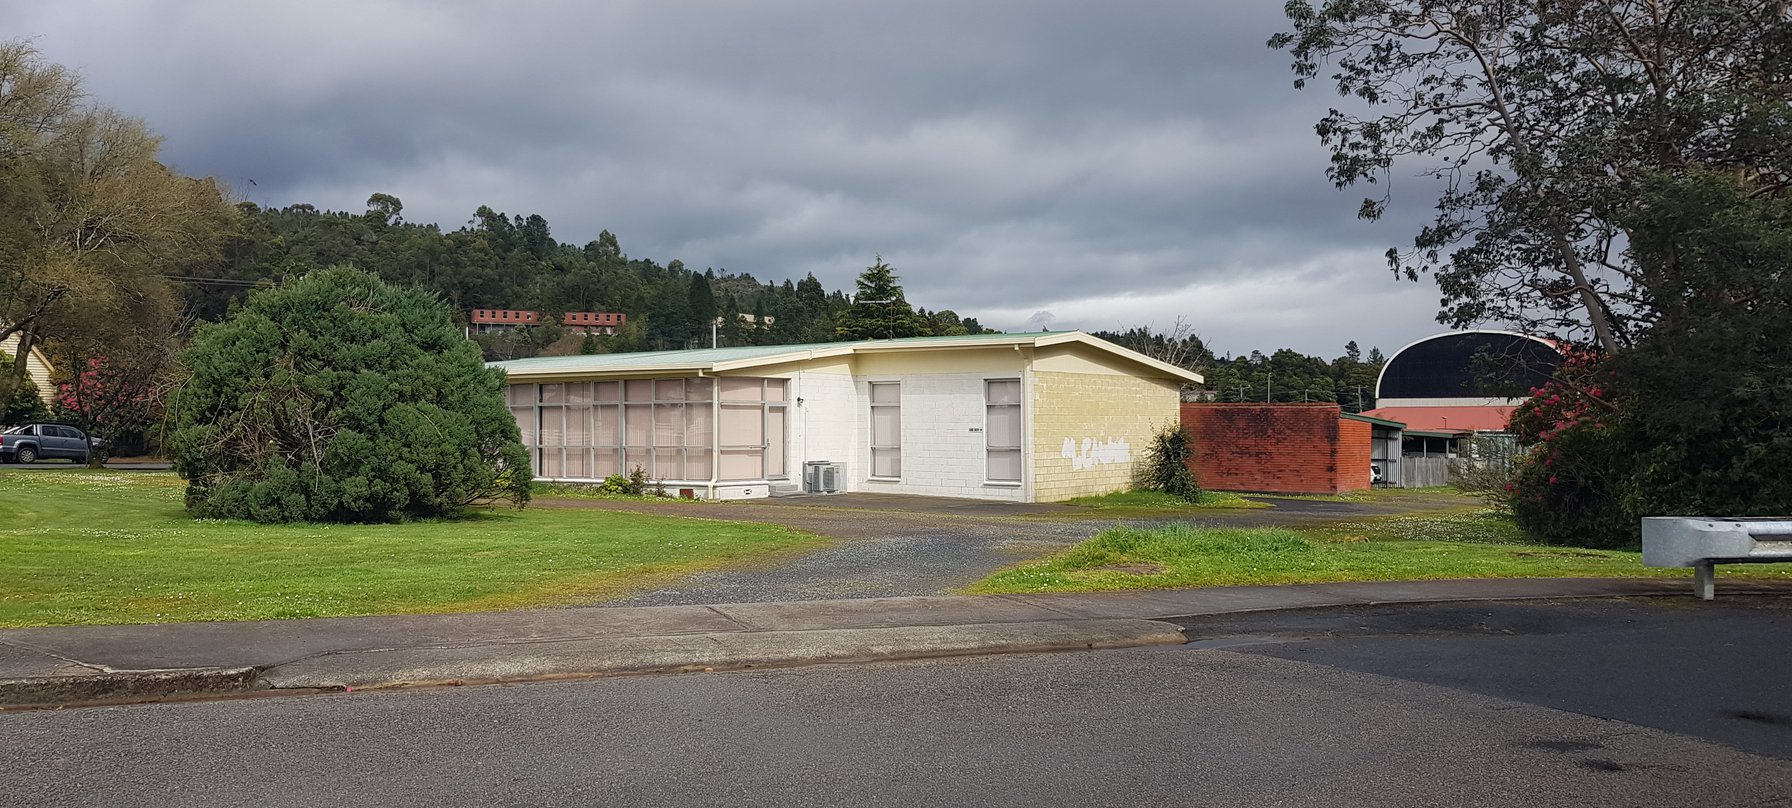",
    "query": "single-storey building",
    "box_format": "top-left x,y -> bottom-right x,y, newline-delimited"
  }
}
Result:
489,331 -> 1202,502
1362,329 -> 1560,436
